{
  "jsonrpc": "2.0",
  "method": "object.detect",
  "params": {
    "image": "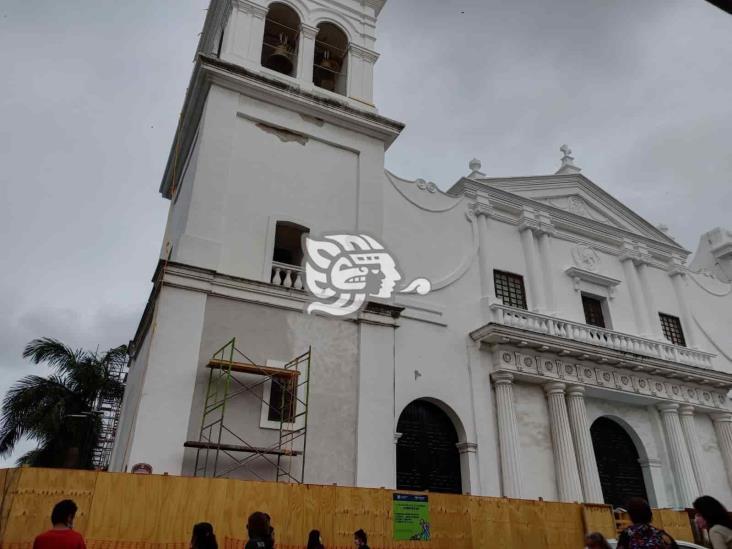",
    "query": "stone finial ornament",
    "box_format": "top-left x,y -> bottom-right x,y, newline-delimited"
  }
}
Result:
556,144 -> 582,175
468,158 -> 486,178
